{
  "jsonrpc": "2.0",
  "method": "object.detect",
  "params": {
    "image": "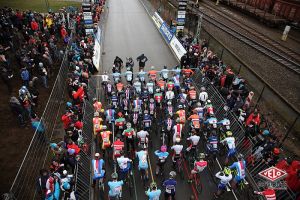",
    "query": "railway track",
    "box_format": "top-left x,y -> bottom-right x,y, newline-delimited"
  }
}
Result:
188,4 -> 300,74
